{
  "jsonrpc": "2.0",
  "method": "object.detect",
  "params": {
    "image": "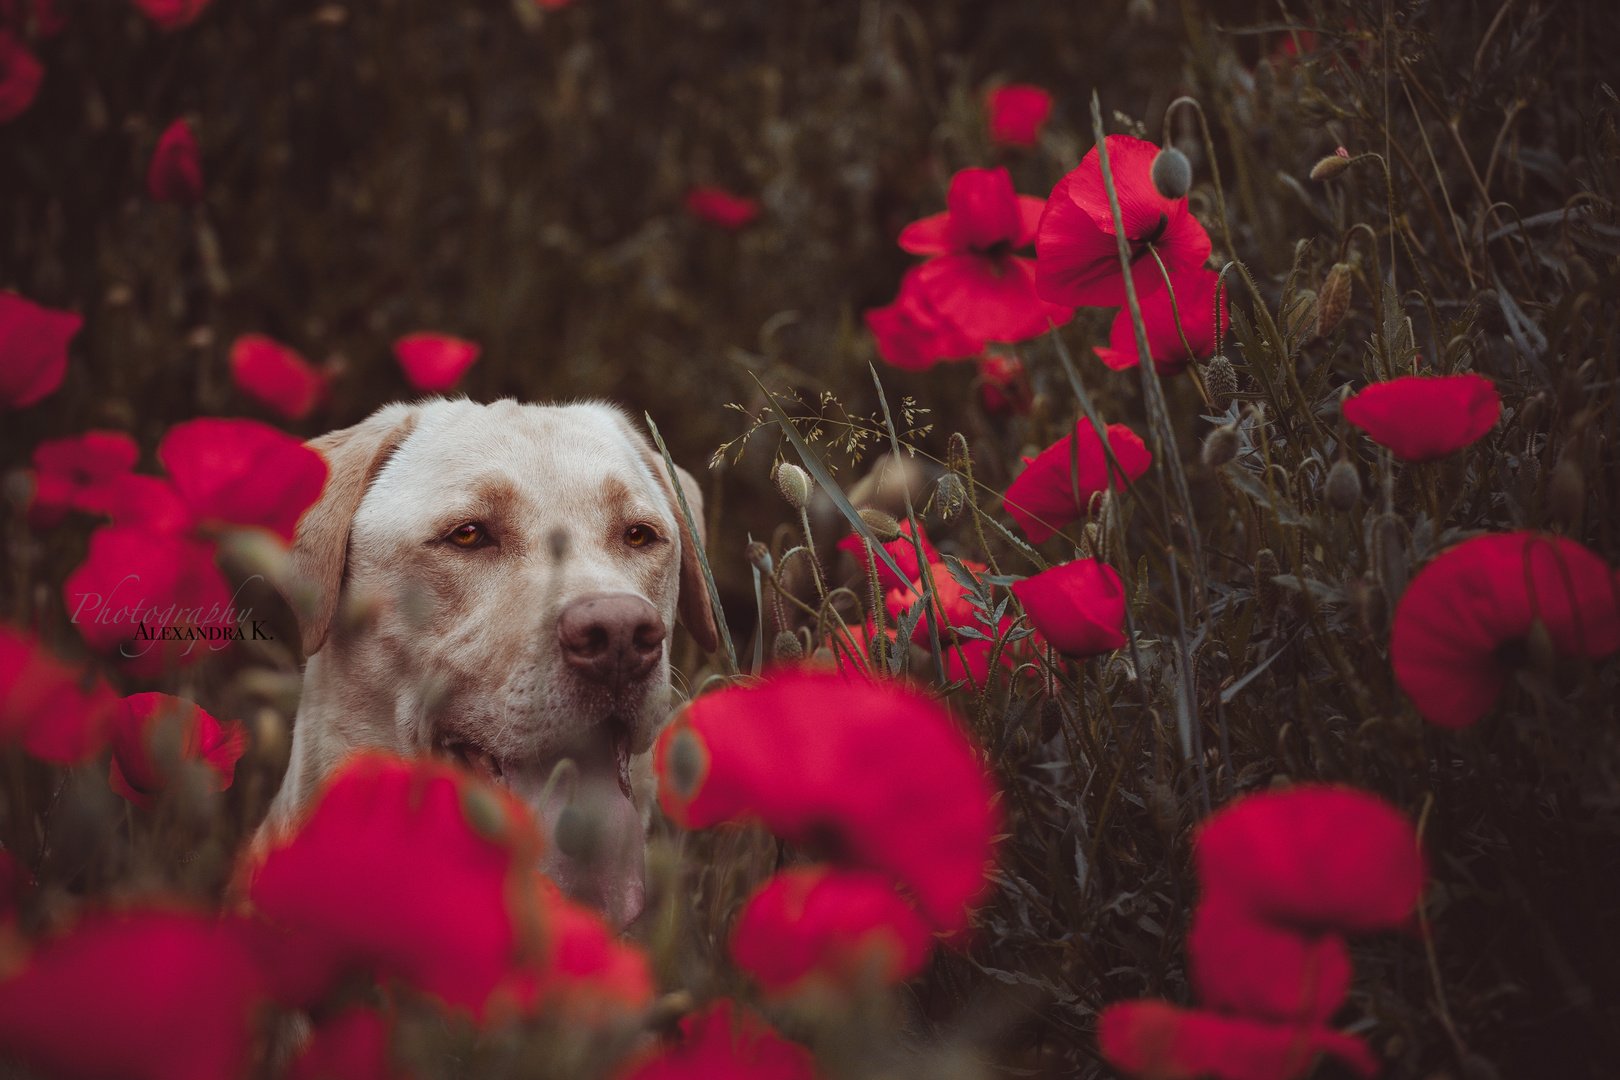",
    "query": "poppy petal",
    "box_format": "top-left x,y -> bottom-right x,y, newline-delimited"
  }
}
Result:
158,417 -> 327,542
865,266 -> 982,371
1098,999 -> 1379,1080
0,623 -> 121,764
1009,559 -> 1127,657
914,254 -> 1069,343
1341,373 -> 1501,462
986,84 -> 1052,149
616,999 -> 818,1080
1003,423 -> 1151,543
0,292 -> 81,410
897,212 -> 953,256
837,518 -> 937,593
1187,895 -> 1352,1024
230,334 -> 325,421
943,167 -> 1025,253
391,332 -> 481,394
108,692 -> 247,810
146,118 -> 203,205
